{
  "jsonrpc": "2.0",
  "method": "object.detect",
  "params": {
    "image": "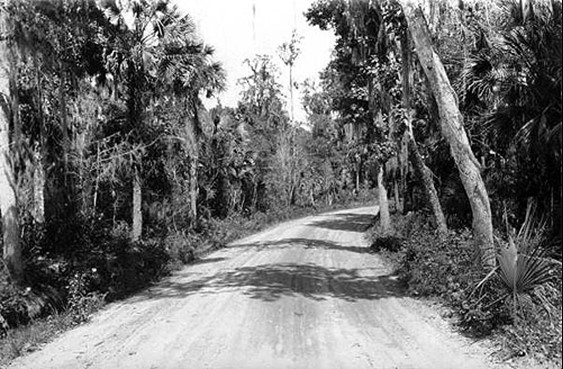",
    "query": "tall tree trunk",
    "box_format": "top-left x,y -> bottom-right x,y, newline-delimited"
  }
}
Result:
59,65 -> 69,176
399,28 -> 447,234
393,180 -> 403,213
377,166 -> 392,234
8,47 -> 19,155
189,150 -> 198,220
185,95 -> 202,222
33,60 -> 46,224
251,177 -> 258,212
355,157 -> 361,193
401,1 -> 495,268
368,77 -> 394,223
33,149 -> 45,224
408,139 -> 448,232
289,65 -> 294,122
131,168 -> 142,242
186,113 -> 198,221
0,14 -> 23,283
